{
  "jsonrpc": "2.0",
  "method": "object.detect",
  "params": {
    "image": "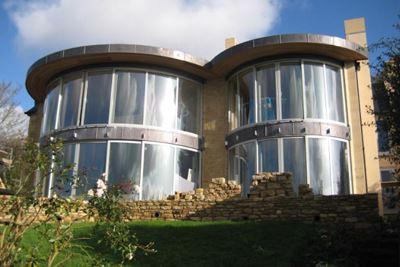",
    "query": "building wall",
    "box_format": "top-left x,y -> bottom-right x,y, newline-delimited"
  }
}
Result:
27,103 -> 43,142
202,79 -> 228,185
344,18 -> 381,193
